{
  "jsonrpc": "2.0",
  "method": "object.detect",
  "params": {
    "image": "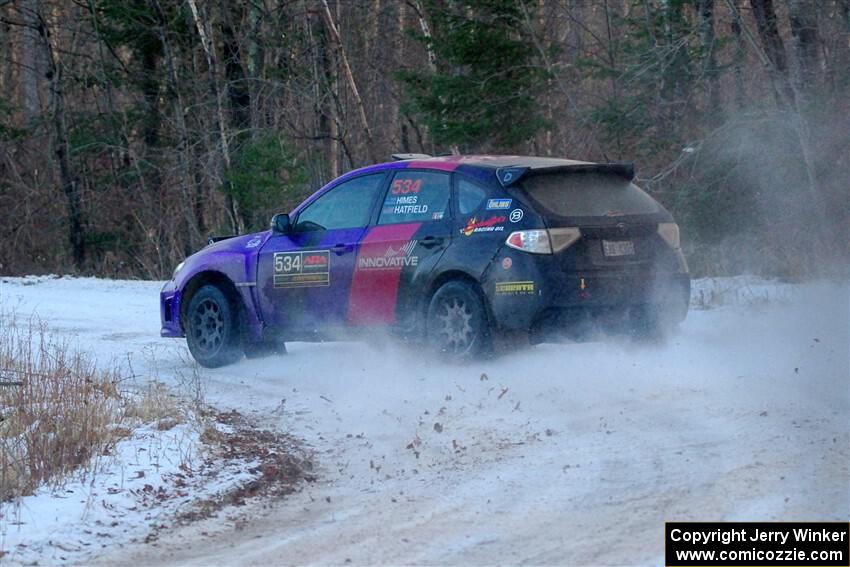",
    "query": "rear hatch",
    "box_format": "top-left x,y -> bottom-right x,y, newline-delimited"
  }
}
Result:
516,168 -> 676,272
